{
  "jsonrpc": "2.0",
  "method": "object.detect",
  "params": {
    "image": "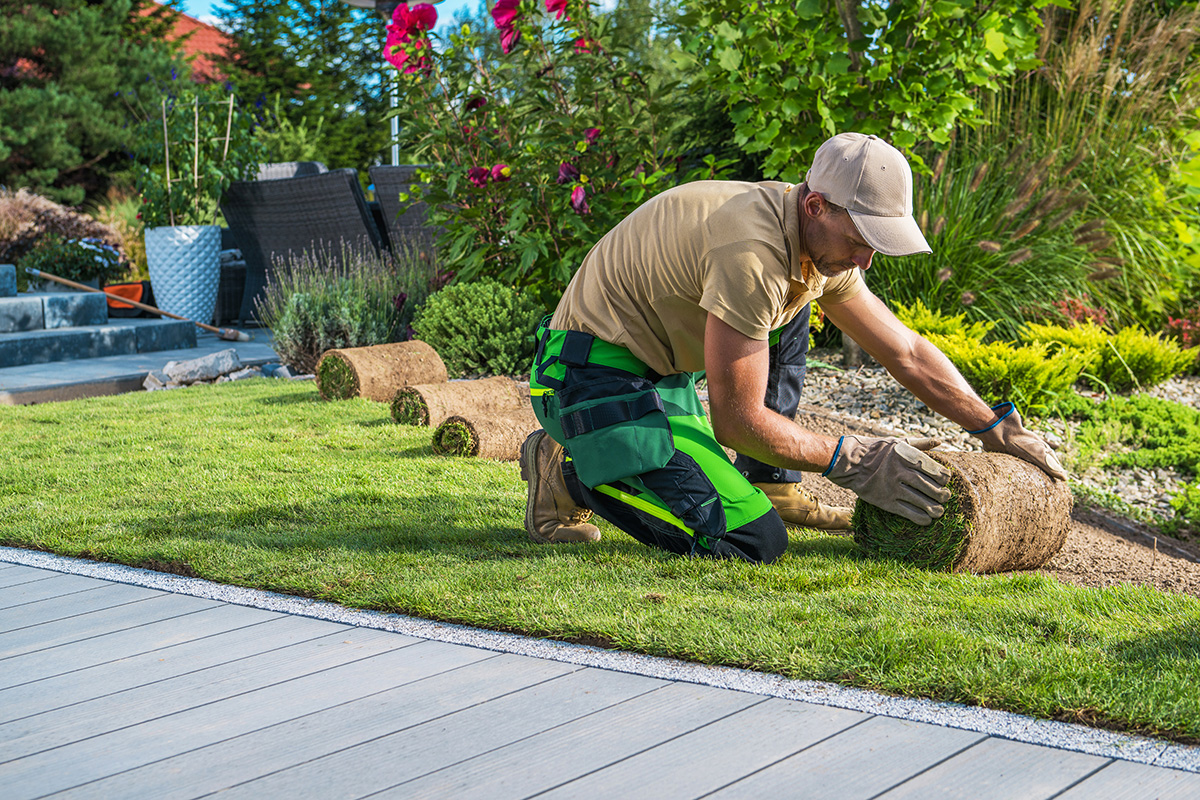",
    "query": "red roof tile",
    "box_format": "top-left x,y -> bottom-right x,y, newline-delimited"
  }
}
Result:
139,3 -> 233,82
